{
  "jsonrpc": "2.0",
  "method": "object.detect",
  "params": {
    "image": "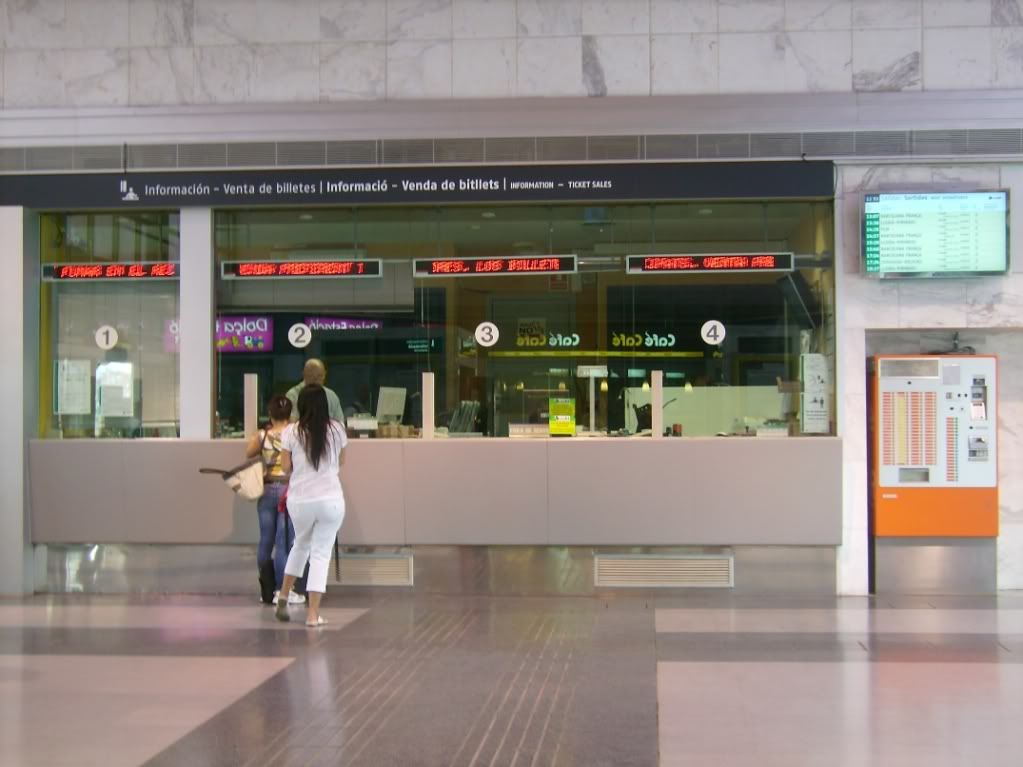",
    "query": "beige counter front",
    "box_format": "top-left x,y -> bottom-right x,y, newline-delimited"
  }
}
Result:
28,437 -> 842,546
